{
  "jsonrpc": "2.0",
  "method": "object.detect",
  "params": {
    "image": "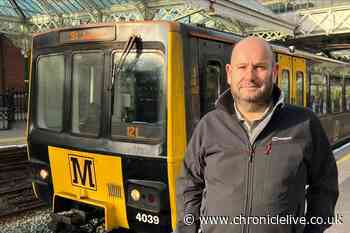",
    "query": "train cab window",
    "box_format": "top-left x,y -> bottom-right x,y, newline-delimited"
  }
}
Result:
296,71 -> 304,106
71,52 -> 104,136
201,60 -> 221,116
345,79 -> 350,111
330,77 -> 343,113
111,51 -> 164,141
36,55 -> 64,131
280,69 -> 290,104
310,74 -> 327,115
